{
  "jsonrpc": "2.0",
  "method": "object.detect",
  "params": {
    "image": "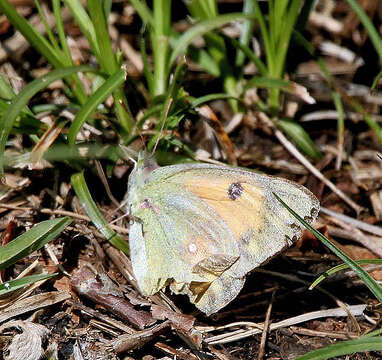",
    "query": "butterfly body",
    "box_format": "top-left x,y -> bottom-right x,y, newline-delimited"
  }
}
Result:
127,152 -> 319,315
